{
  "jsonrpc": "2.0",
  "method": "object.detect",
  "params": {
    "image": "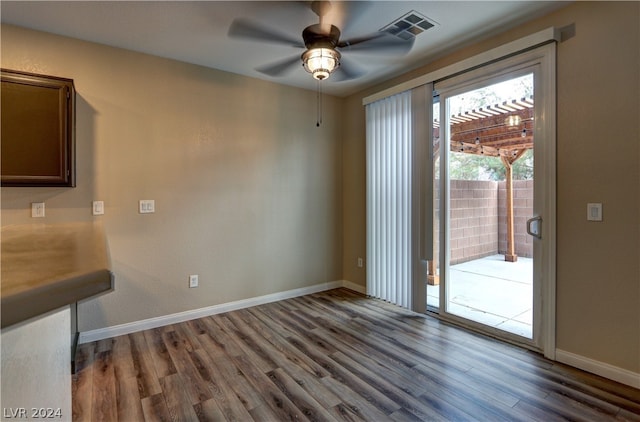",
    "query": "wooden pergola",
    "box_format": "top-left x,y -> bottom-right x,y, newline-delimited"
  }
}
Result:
428,97 -> 534,285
